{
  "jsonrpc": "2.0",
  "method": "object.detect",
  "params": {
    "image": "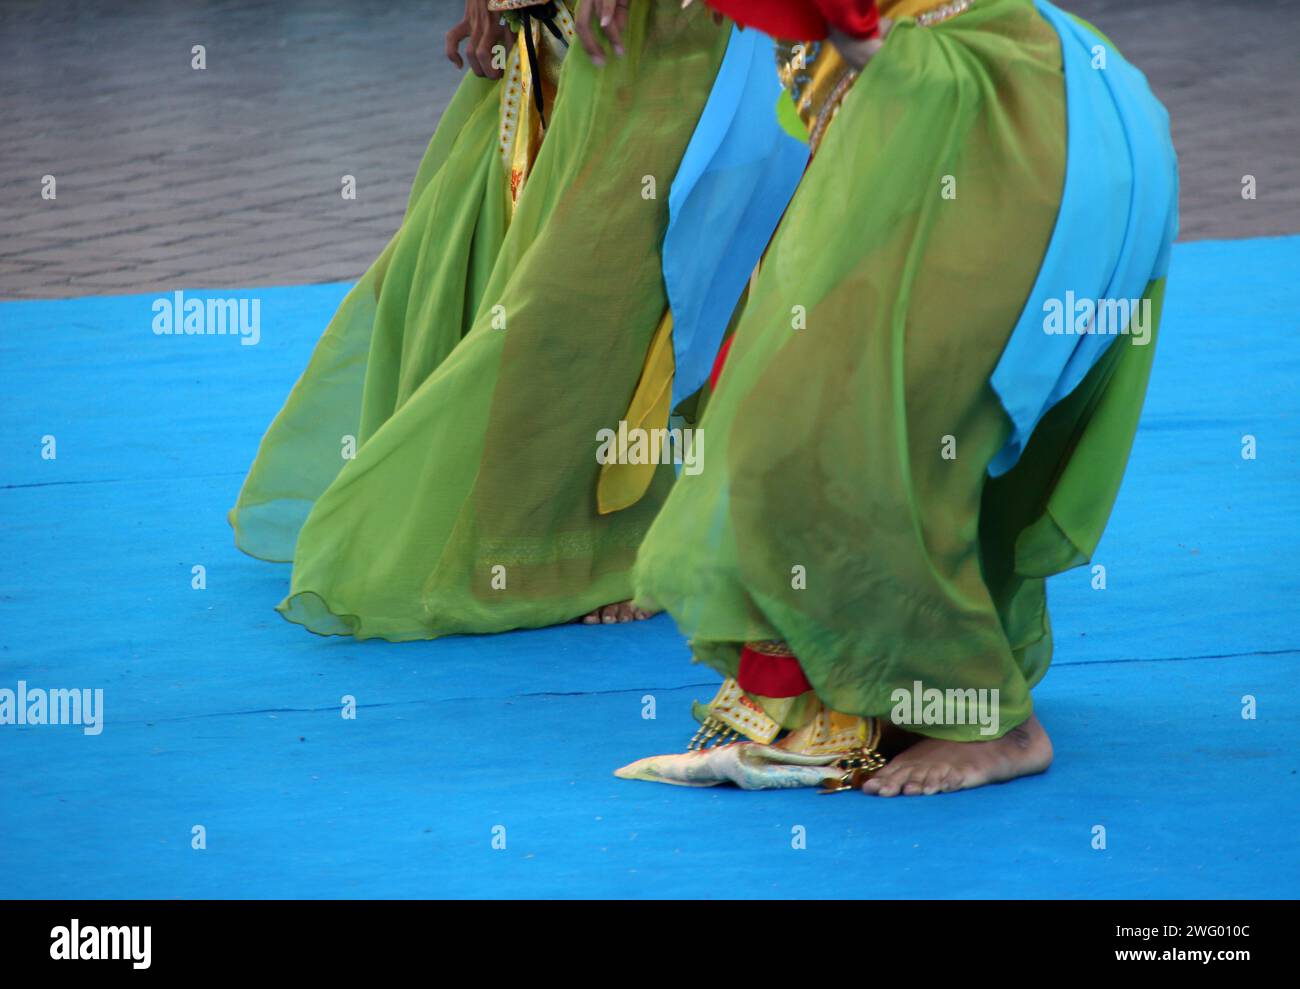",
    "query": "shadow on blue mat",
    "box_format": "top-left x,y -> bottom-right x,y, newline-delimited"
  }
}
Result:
1,236 -> 1298,898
